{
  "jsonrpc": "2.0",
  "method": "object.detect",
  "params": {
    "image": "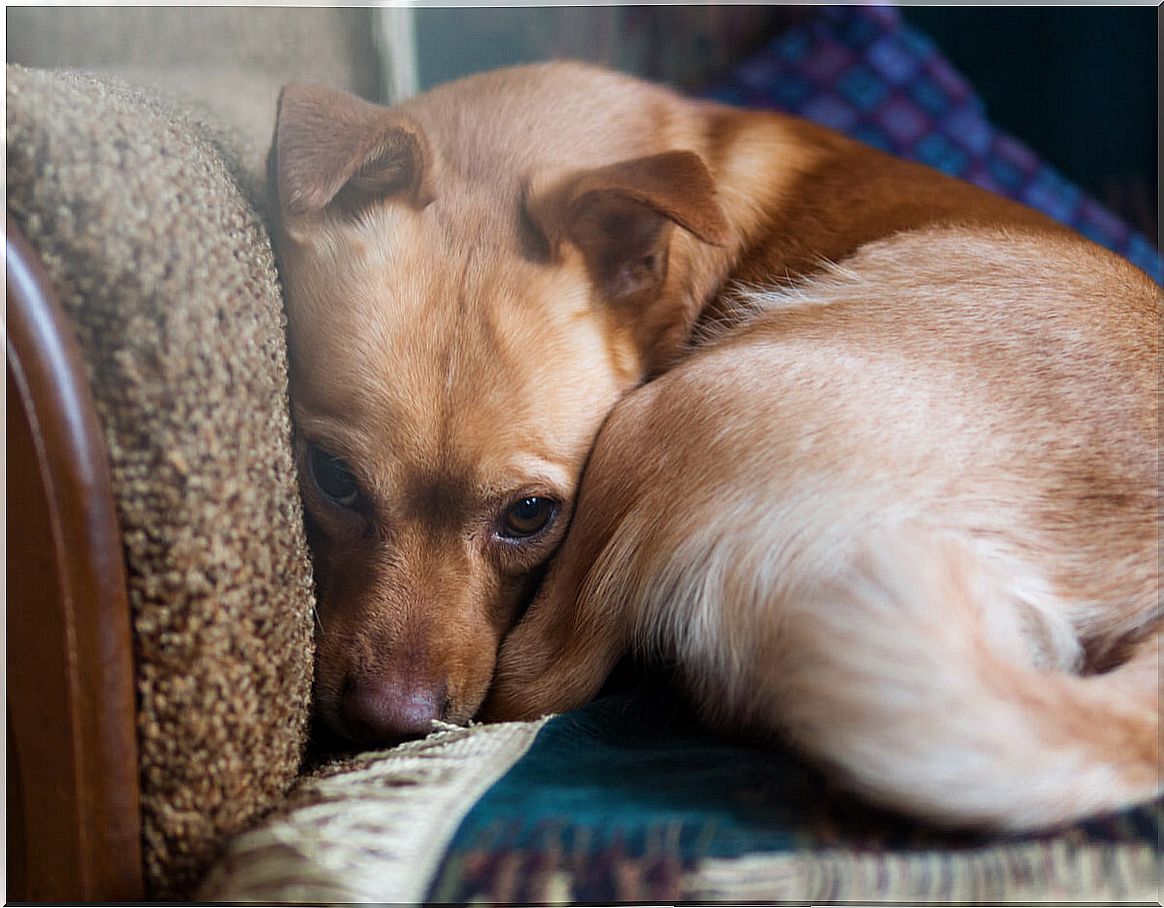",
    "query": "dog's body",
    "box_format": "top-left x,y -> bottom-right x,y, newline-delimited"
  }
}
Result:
271,62 -> 1159,827
484,225 -> 1160,829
